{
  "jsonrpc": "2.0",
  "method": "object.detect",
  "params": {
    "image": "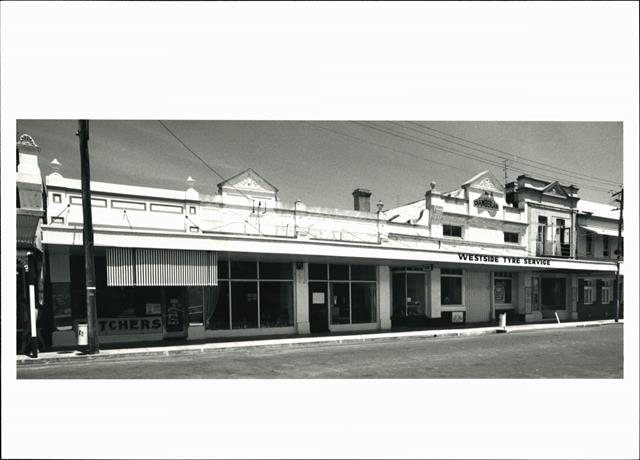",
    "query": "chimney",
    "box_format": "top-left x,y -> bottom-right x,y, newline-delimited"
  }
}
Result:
352,188 -> 372,212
